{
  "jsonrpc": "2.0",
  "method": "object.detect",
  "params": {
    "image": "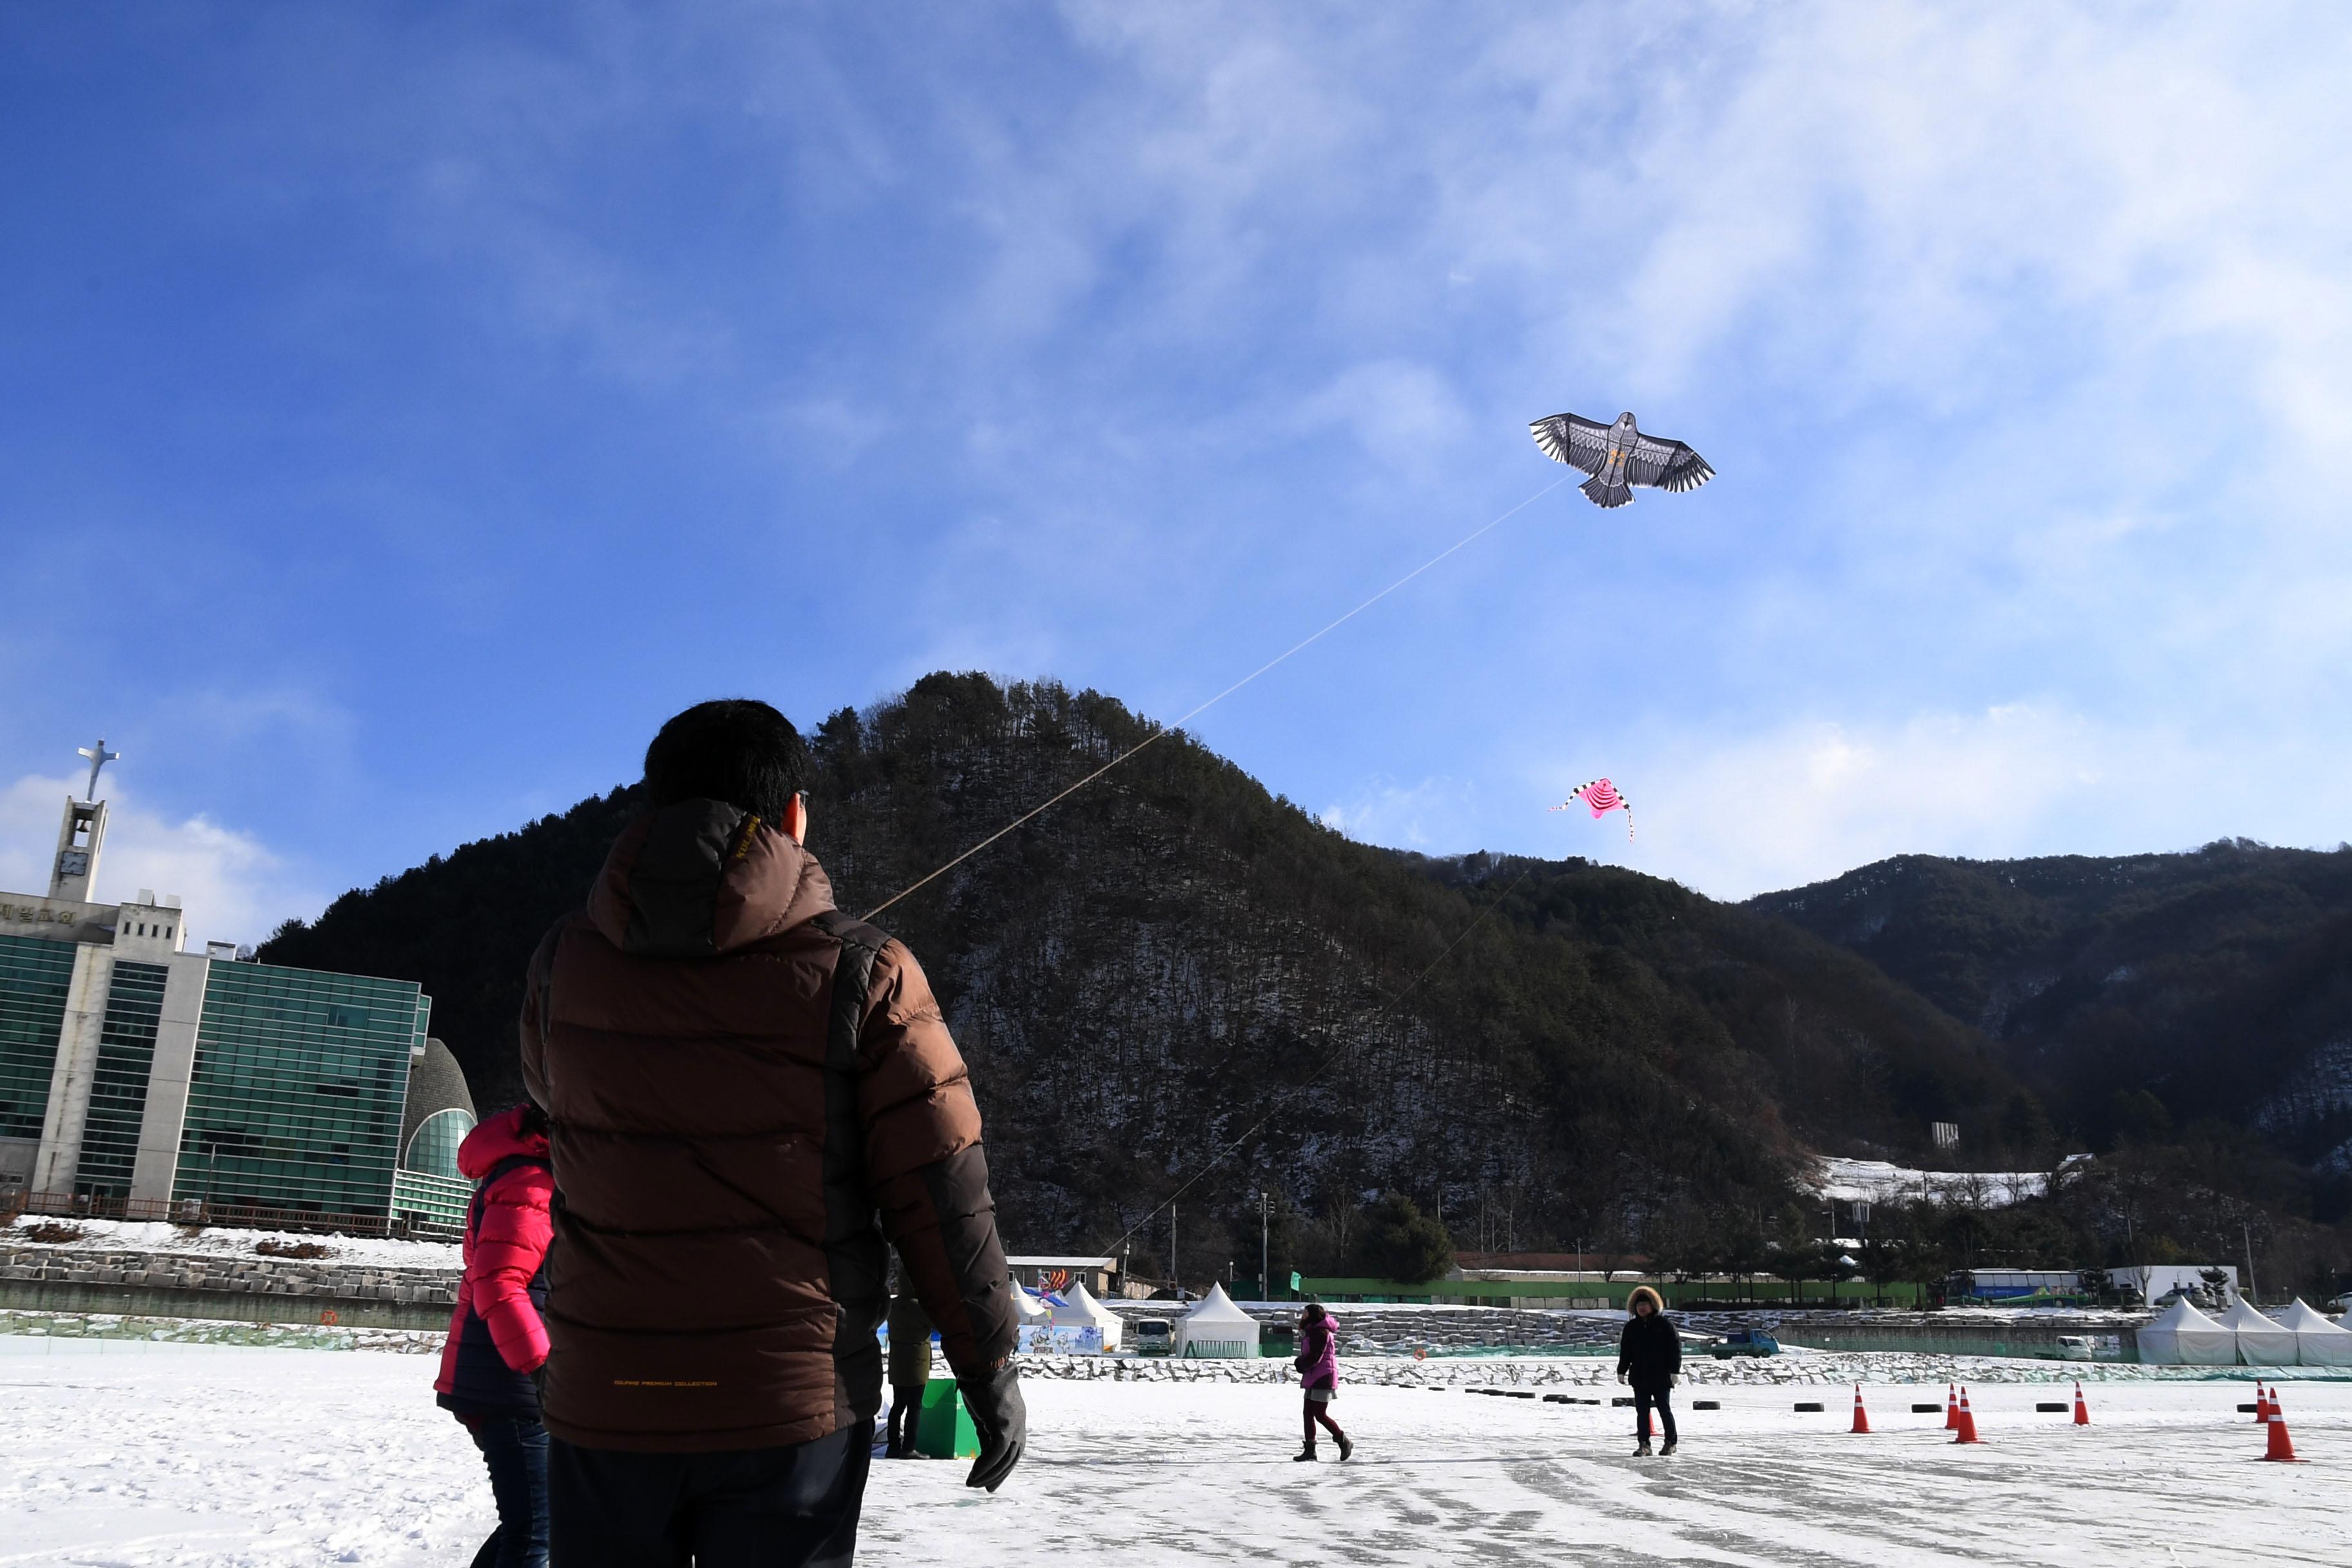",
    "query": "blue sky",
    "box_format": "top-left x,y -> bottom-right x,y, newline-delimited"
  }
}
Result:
4,3 -> 2349,948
